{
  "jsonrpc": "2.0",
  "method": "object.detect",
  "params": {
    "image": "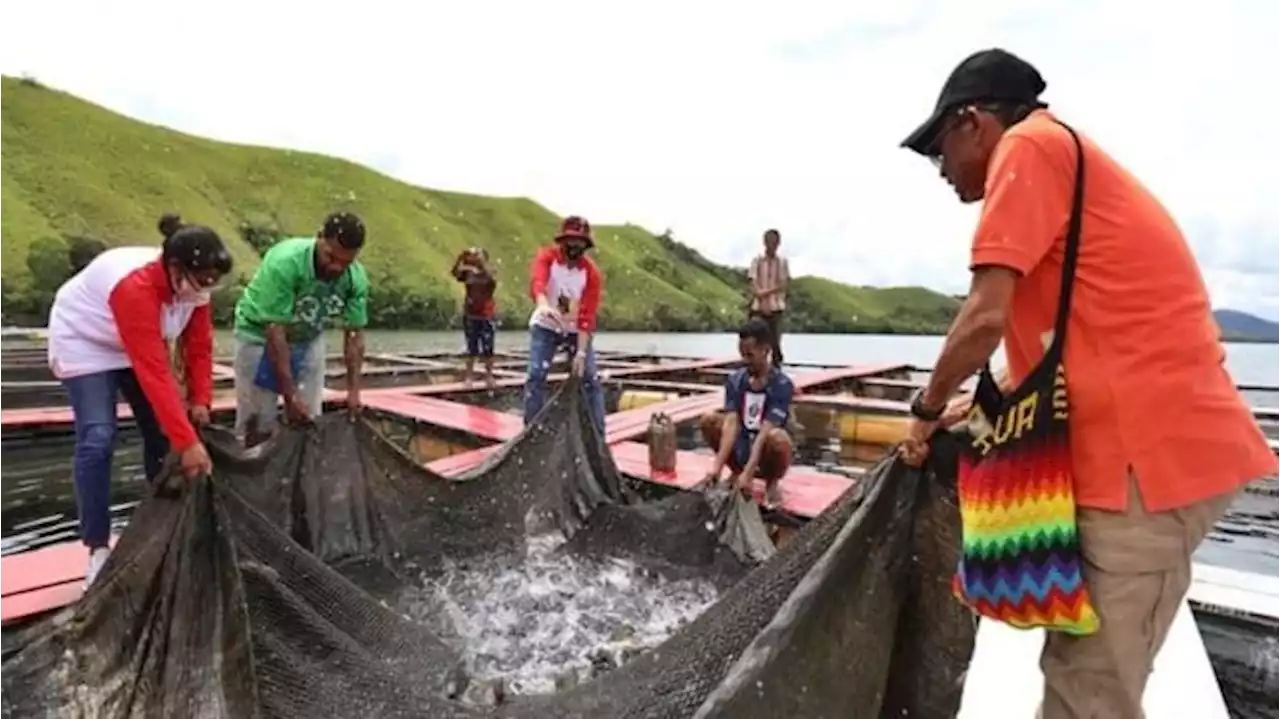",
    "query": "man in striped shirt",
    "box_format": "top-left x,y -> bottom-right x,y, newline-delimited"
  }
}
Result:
748,229 -> 789,368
